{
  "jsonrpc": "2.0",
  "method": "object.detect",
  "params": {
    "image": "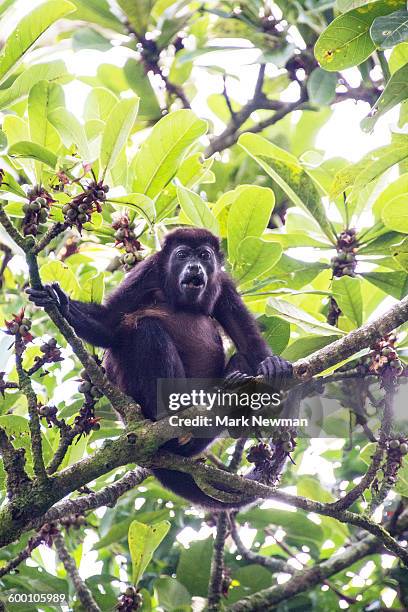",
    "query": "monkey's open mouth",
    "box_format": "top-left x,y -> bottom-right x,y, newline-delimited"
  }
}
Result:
181,274 -> 205,290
